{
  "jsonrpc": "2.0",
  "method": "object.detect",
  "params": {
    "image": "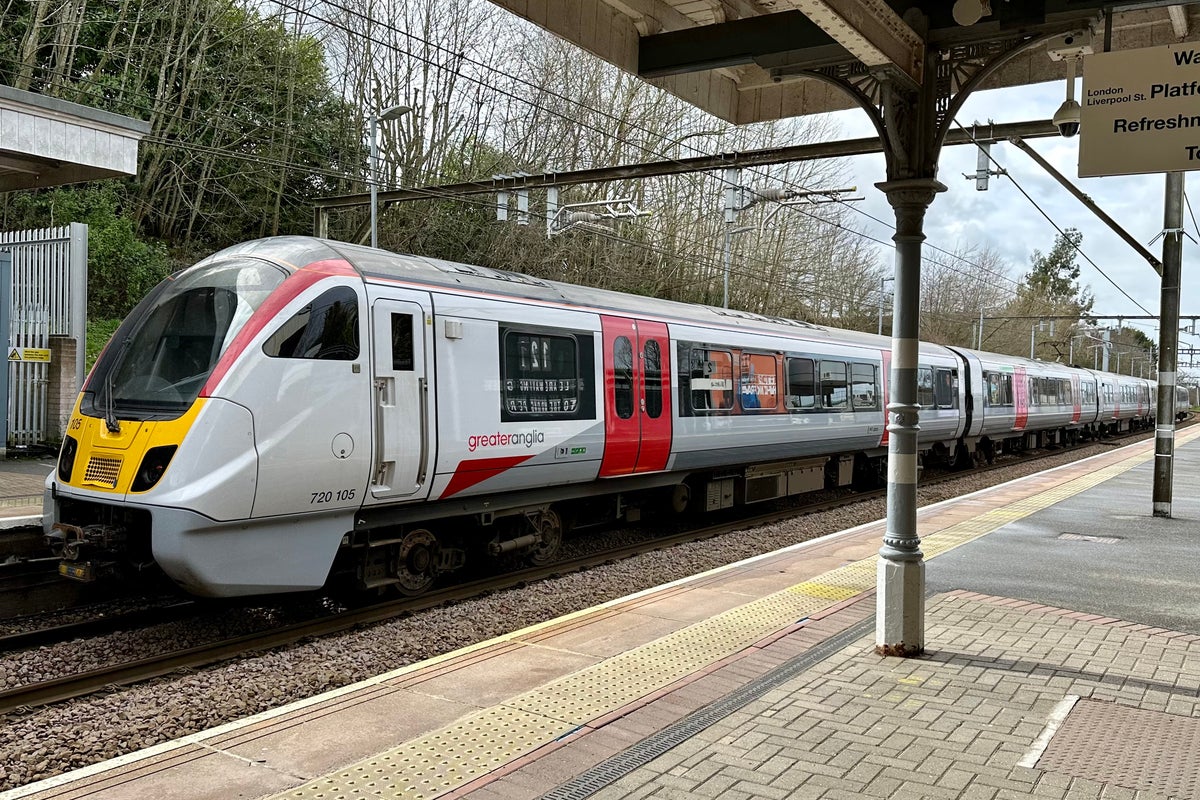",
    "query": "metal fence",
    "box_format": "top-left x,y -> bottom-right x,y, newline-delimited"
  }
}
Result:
0,224 -> 87,447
